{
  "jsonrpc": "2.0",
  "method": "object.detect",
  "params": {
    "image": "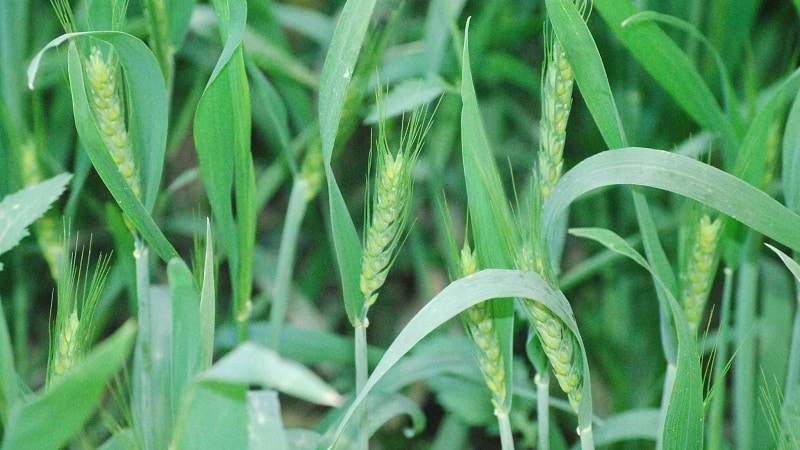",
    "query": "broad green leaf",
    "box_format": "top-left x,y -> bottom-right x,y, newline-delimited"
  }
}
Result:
592,0 -> 737,160
199,220 -> 216,369
735,68 -> 800,188
0,296 -> 20,424
271,3 -> 334,48
544,148 -> 800,254
1,321 -> 136,450
247,60 -> 293,173
168,258 -> 202,422
247,391 -> 289,450
546,0 -> 626,149
194,0 -> 255,323
590,408 -> 661,445
568,226 -> 703,448
173,383 -> 248,450
662,292 -> 704,449
783,88 -> 800,213
0,173 -> 71,271
317,0 -> 377,324
460,19 -> 514,412
325,269 -> 593,447
202,342 -> 342,407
